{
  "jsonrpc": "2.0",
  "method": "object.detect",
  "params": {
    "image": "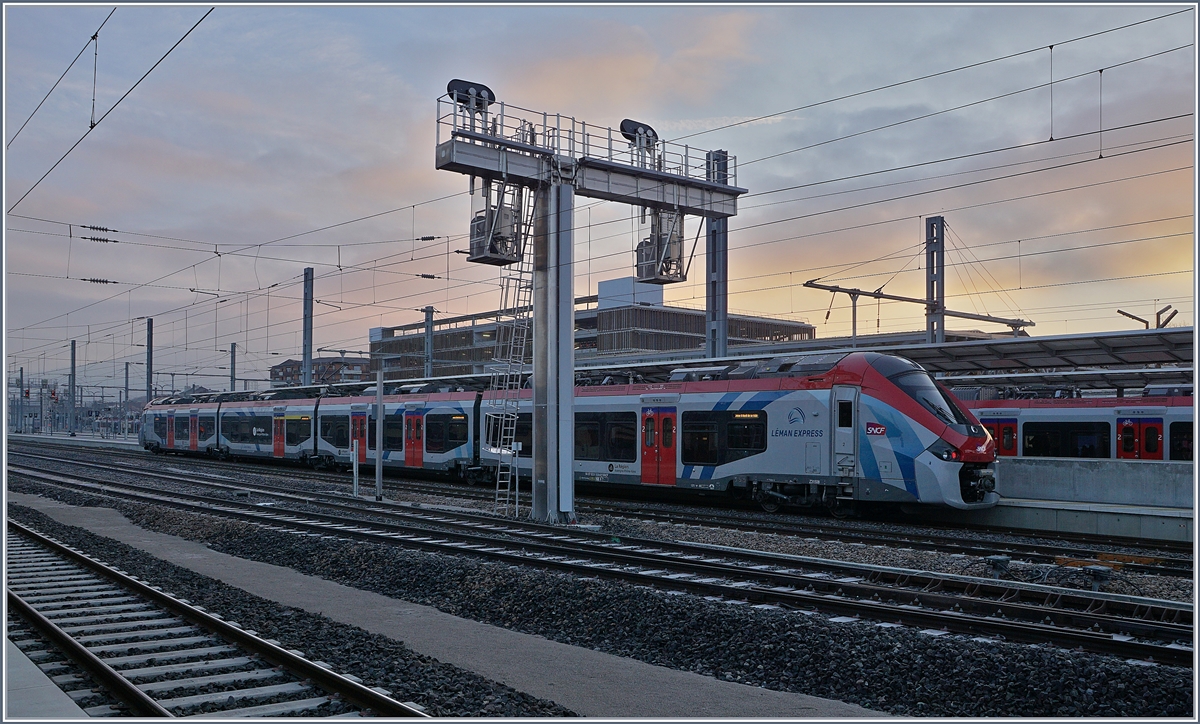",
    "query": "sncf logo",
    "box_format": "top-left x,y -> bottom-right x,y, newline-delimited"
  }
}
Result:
865,423 -> 887,436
